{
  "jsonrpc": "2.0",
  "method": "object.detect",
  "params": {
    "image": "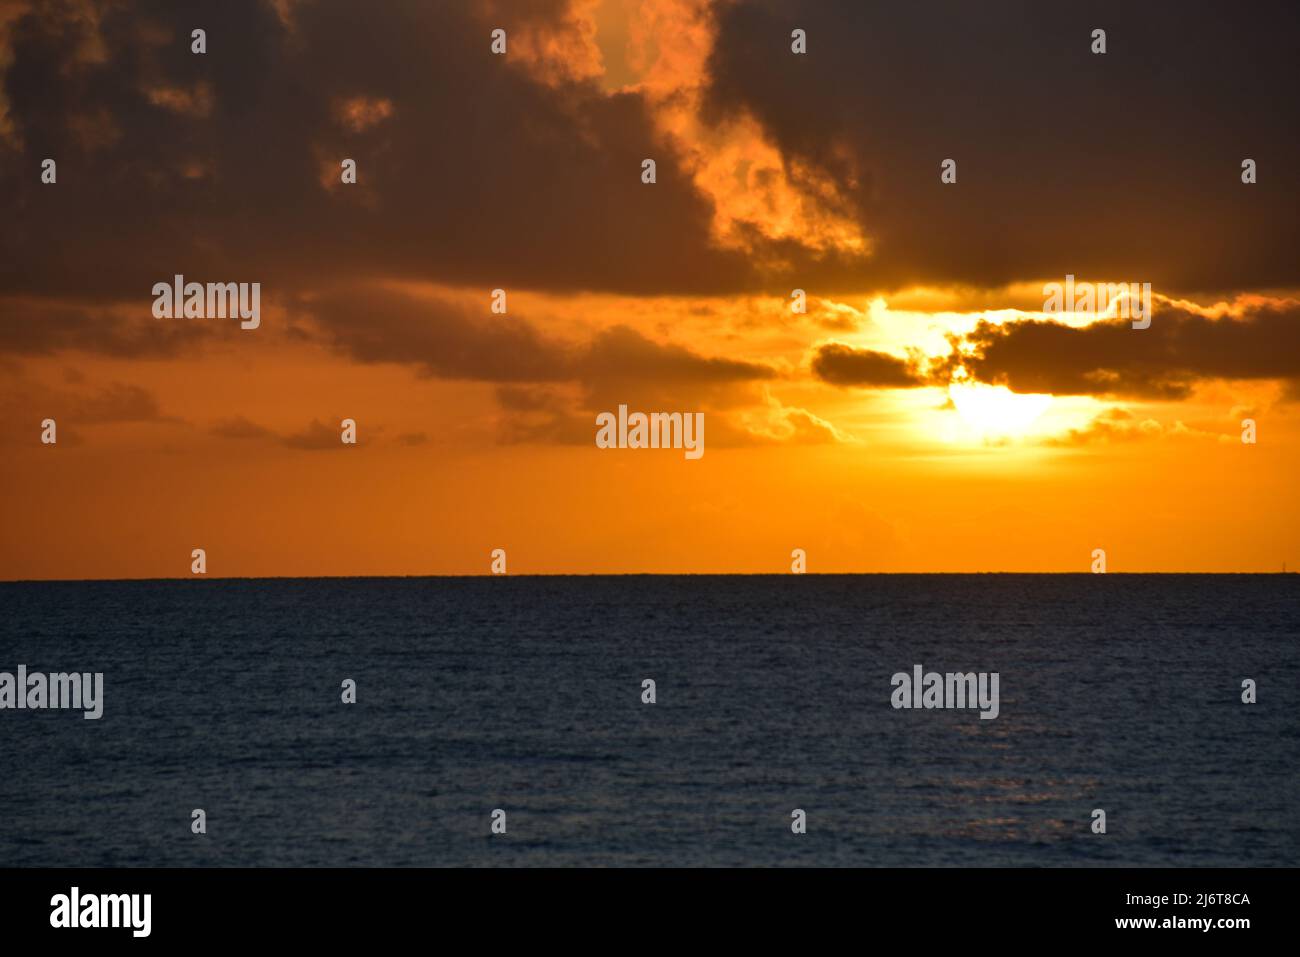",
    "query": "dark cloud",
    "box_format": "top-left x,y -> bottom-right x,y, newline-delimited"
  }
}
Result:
810,342 -> 926,388
0,0 -> 761,302
304,288 -> 569,383
299,283 -> 782,439
573,326 -> 777,416
0,296 -> 198,358
0,376 -> 169,447
5,377 -> 163,422
283,418 -> 346,450
495,384 -> 567,412
705,0 -> 1300,295
953,300 -> 1300,399
303,285 -> 776,395
493,390 -> 593,446
575,323 -> 775,397
211,414 -> 428,449
209,415 -> 273,439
